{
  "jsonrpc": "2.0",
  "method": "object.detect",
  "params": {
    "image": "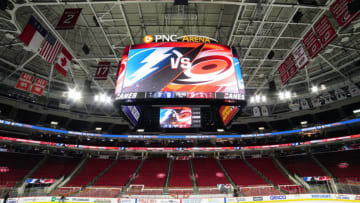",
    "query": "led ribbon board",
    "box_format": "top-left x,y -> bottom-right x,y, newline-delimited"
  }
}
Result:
0,118 -> 360,139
